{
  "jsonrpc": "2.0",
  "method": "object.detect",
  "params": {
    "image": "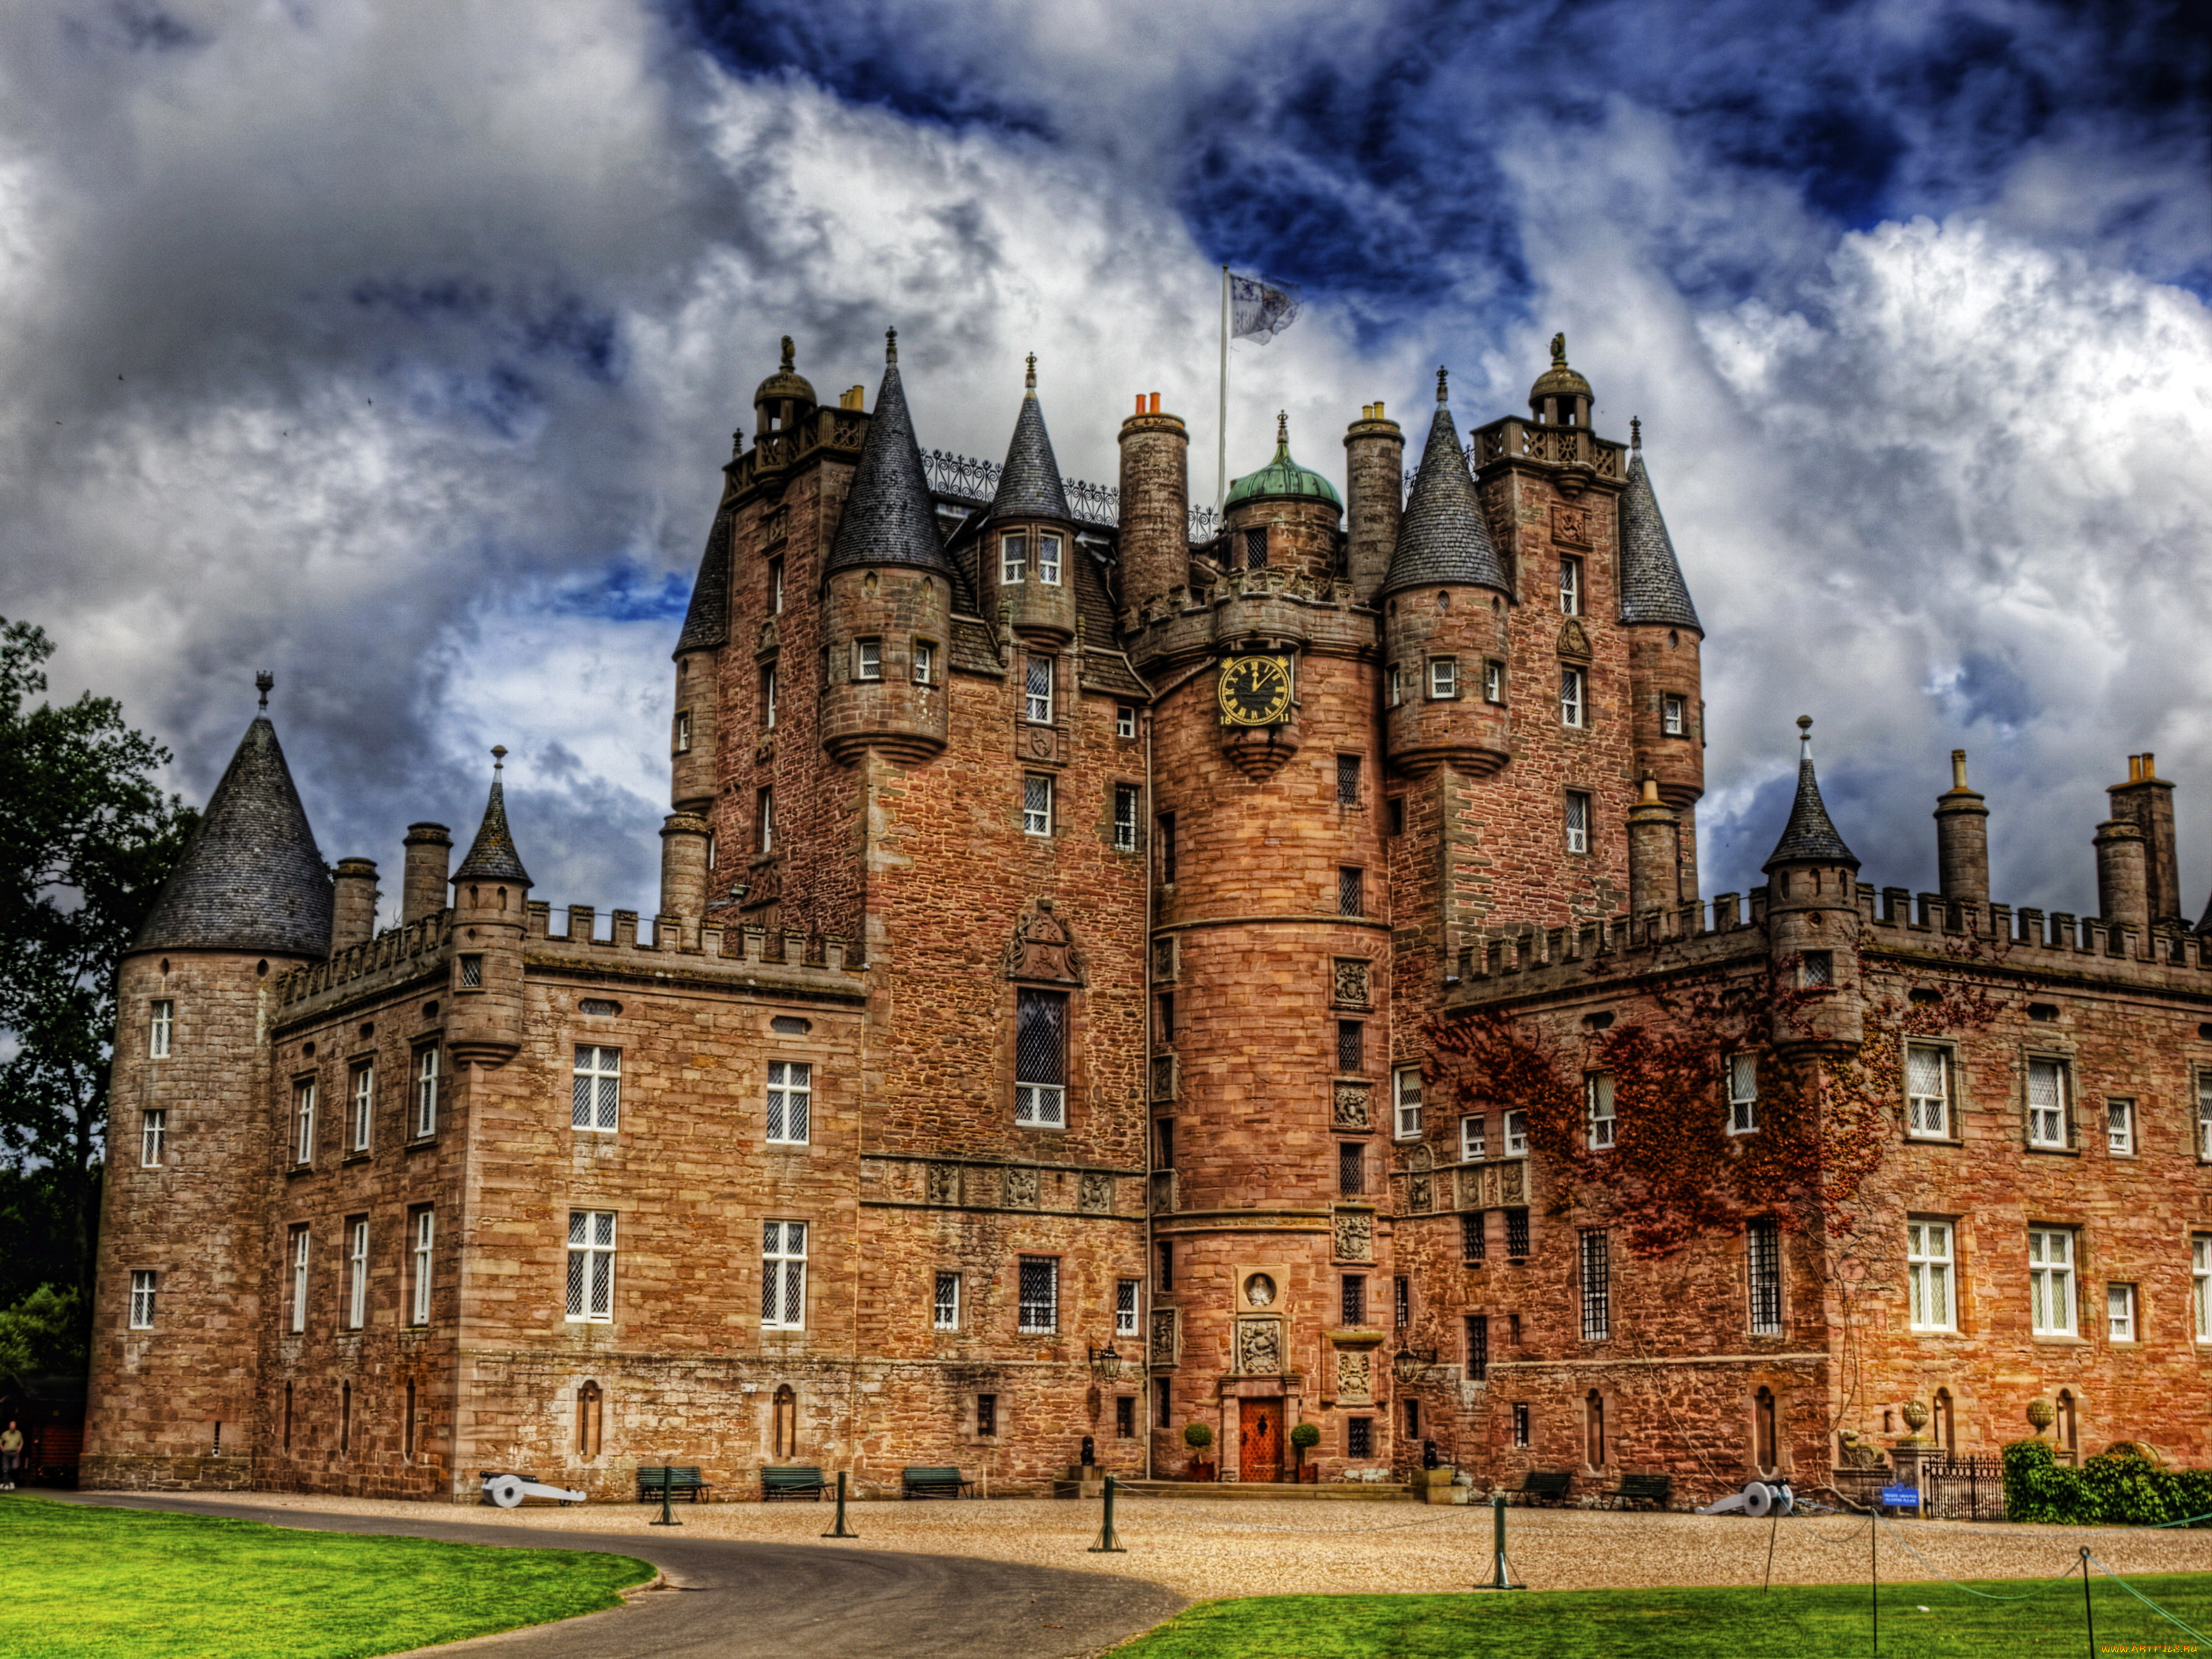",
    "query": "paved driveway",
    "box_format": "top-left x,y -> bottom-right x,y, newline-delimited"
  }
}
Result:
55,1492 -> 1183,1659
